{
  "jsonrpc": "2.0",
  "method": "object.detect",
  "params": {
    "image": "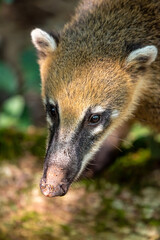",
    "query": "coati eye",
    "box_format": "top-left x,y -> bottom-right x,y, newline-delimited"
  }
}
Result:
88,114 -> 101,125
50,106 -> 57,117
47,104 -> 57,119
